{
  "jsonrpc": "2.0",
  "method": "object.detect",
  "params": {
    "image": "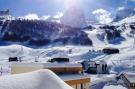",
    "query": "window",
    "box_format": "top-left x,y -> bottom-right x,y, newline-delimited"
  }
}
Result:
81,83 -> 83,89
81,83 -> 87,89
